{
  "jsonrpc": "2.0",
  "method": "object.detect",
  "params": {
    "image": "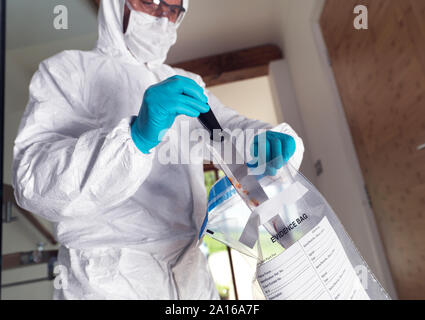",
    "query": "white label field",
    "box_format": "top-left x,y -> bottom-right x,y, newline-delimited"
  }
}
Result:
257,217 -> 369,300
